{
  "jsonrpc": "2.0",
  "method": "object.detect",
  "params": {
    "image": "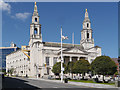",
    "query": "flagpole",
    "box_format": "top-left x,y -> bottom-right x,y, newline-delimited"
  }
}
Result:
72,32 -> 74,46
61,26 -> 63,82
